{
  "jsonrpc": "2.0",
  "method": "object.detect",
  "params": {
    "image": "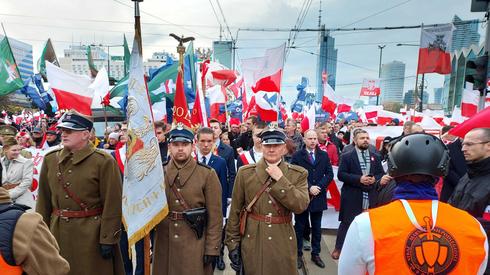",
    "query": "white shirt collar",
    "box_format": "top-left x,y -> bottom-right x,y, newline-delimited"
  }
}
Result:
197,150 -> 212,163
